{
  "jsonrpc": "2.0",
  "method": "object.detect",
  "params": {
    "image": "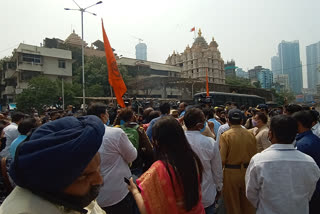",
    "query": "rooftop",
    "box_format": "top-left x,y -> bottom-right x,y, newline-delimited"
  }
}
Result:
118,57 -> 181,73
14,43 -> 72,60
